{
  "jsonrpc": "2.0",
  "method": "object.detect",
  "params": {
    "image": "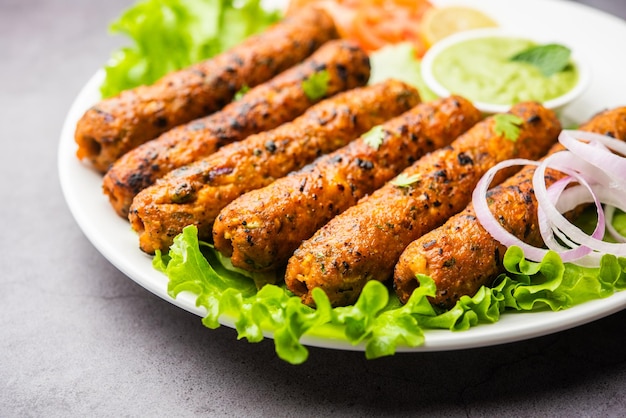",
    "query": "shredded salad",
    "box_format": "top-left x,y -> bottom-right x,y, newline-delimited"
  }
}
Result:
287,0 -> 434,55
